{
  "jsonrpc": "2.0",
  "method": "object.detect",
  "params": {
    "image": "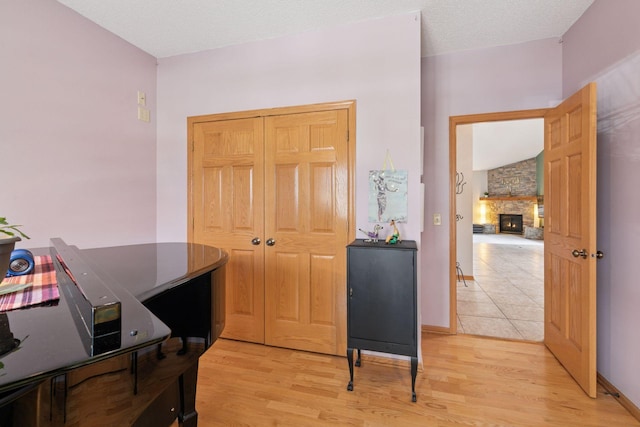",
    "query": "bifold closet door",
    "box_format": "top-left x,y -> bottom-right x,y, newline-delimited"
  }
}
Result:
190,104 -> 351,356
191,117 -> 266,343
263,109 -> 349,355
